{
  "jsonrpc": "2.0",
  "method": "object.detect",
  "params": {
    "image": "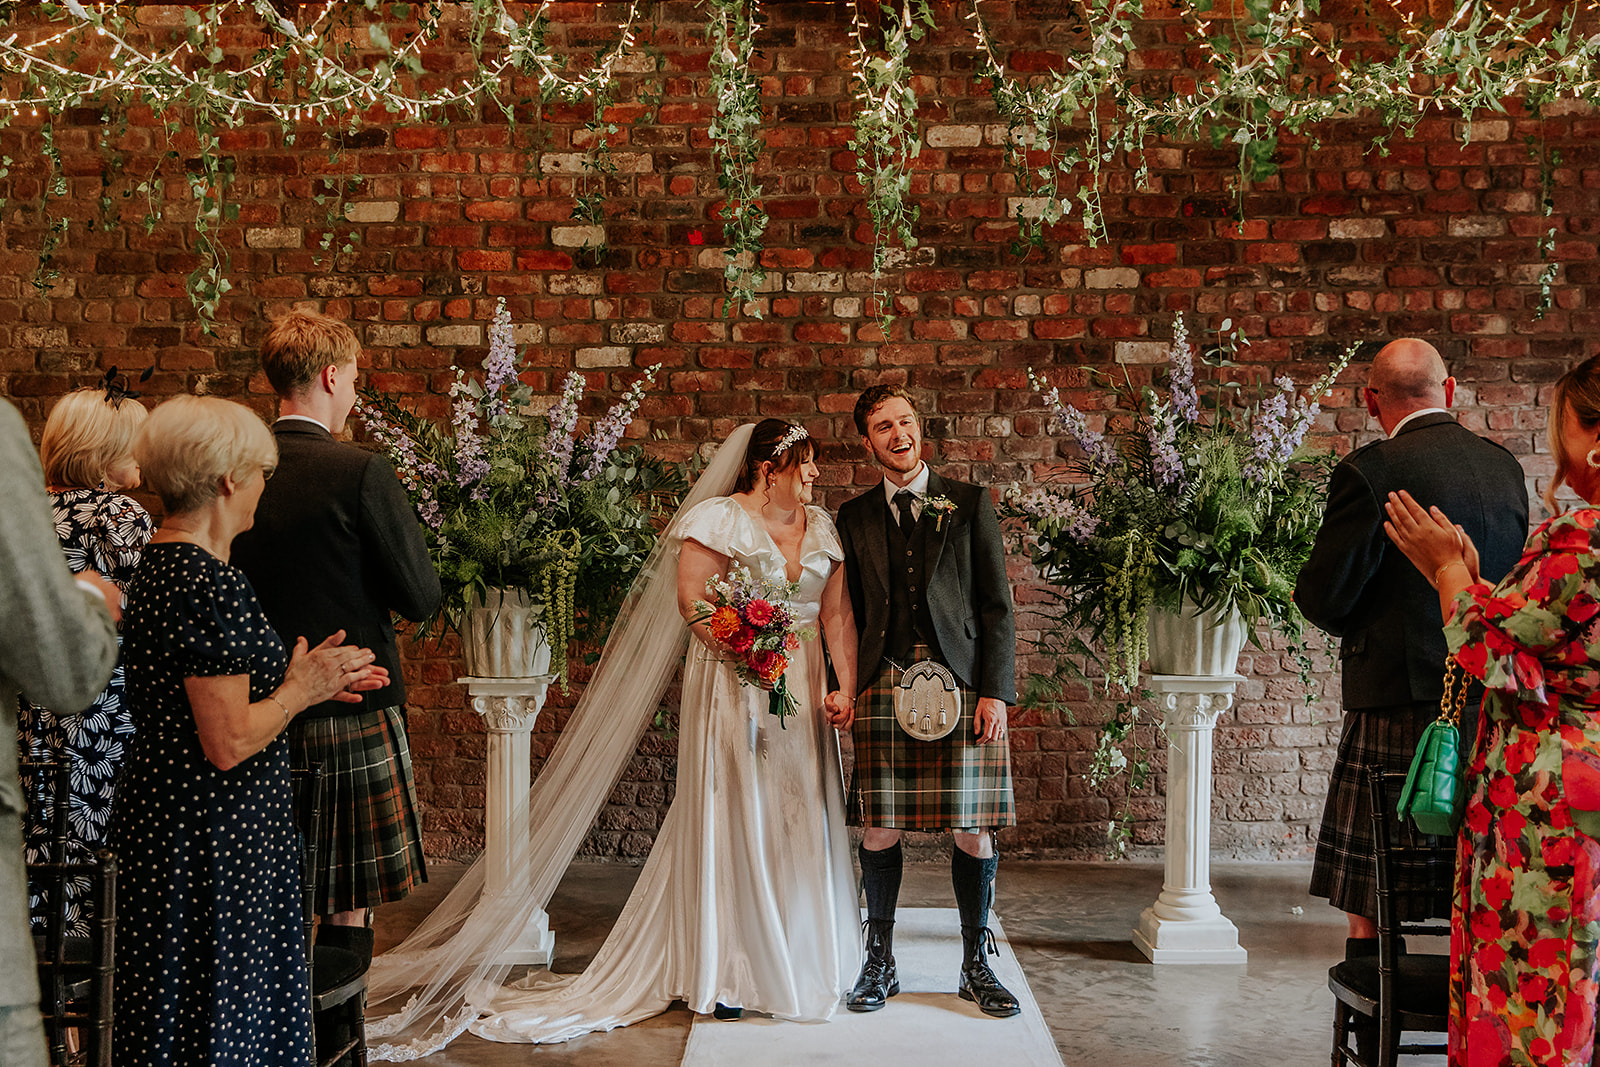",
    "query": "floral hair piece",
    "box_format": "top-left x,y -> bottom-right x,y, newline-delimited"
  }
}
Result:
770,424 -> 808,456
101,365 -> 153,408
